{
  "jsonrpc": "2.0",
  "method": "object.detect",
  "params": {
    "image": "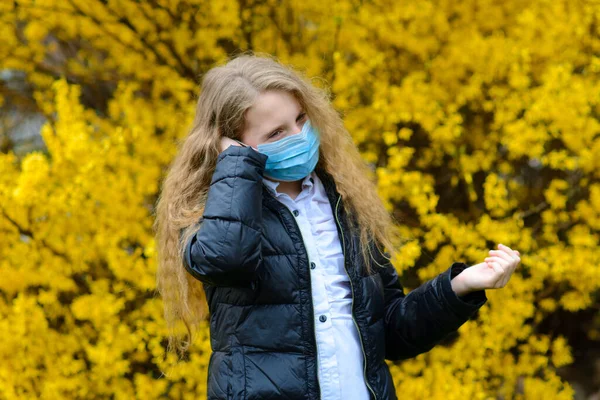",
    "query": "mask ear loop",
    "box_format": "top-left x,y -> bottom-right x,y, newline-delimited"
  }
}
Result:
233,139 -> 261,153
232,139 -> 248,147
